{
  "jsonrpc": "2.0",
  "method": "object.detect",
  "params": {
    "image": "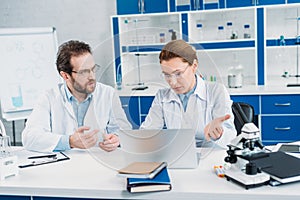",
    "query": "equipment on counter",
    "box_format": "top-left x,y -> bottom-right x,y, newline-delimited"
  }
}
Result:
0,120 -> 18,180
224,123 -> 270,189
